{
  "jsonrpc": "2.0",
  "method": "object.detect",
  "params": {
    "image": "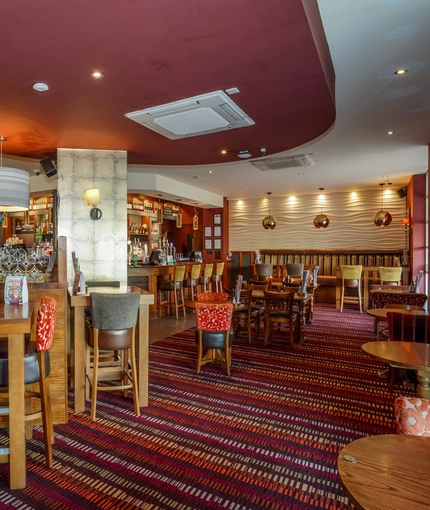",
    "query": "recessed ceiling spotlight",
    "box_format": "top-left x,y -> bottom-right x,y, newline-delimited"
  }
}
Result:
245,187 -> 249,190
193,176 -> 201,179
221,150 -> 227,154
90,71 -> 104,79
386,131 -> 395,135
383,175 -> 388,178
155,193 -> 163,197
208,170 -> 213,174
298,173 -> 304,176
394,68 -> 408,75
33,82 -> 49,92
